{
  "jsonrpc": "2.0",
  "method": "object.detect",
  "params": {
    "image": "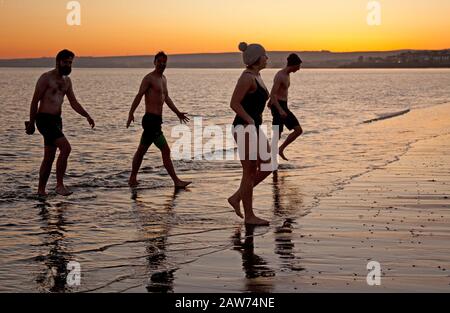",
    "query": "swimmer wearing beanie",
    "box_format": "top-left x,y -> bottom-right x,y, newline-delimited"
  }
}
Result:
228,42 -> 272,226
238,42 -> 268,67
